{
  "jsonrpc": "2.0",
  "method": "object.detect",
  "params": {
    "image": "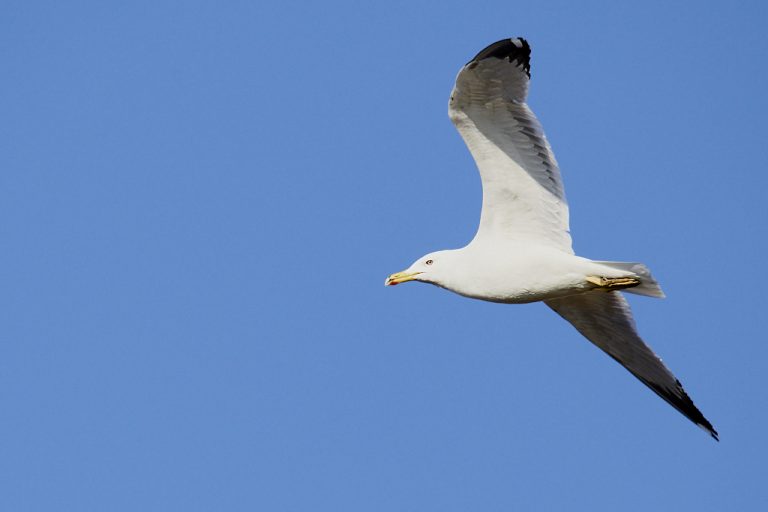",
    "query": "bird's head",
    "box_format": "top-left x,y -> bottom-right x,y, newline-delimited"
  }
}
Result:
385,250 -> 453,287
